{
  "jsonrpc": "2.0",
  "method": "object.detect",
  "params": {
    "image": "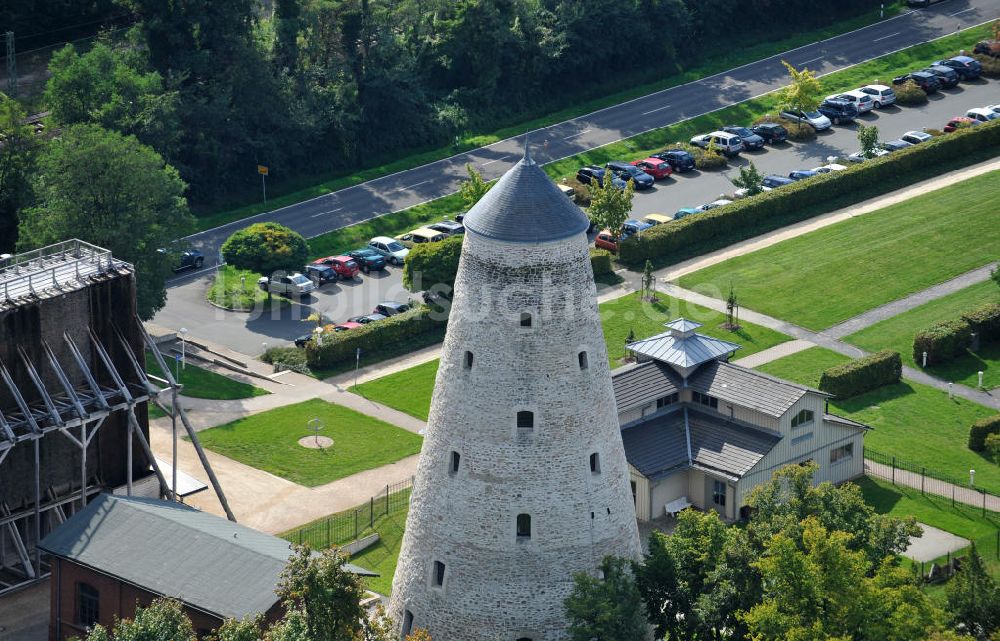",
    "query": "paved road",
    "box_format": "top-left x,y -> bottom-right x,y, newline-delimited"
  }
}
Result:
174,0 -> 1000,271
